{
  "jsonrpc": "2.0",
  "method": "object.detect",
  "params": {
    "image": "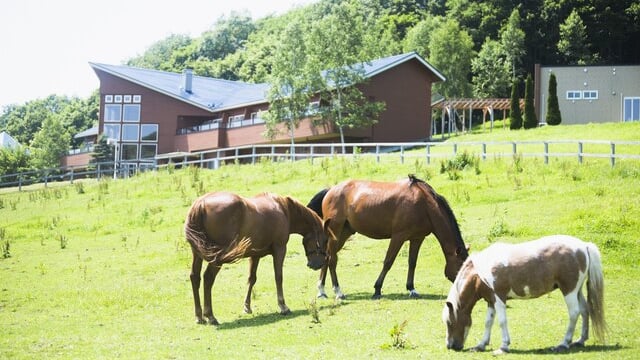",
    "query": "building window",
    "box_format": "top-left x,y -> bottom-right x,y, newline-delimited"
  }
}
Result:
105,104 -> 122,122
123,95 -> 132,103
114,95 -> 123,103
140,144 -> 157,160
122,124 -> 139,141
121,144 -> 138,161
123,104 -> 140,122
566,91 -> 582,100
228,114 -> 244,128
133,95 -> 141,103
582,90 -> 598,100
140,124 -> 158,141
624,97 -> 640,122
105,95 -> 113,103
103,124 -> 120,141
